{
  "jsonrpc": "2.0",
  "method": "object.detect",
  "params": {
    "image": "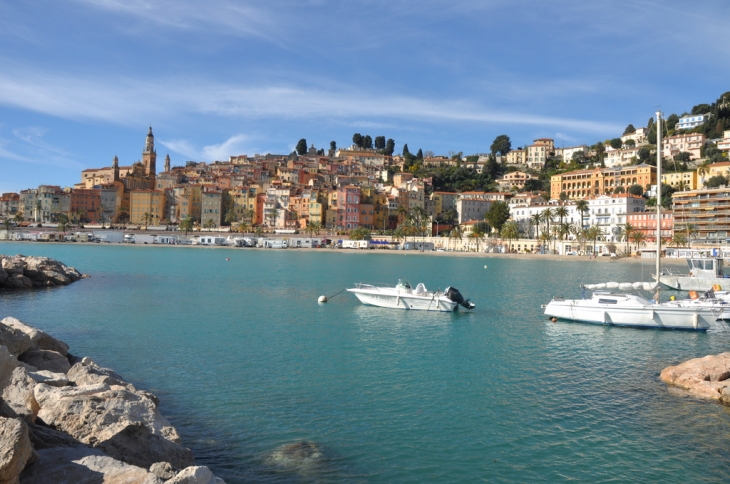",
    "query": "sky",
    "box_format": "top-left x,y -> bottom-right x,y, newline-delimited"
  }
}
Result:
1,0 -> 729,193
